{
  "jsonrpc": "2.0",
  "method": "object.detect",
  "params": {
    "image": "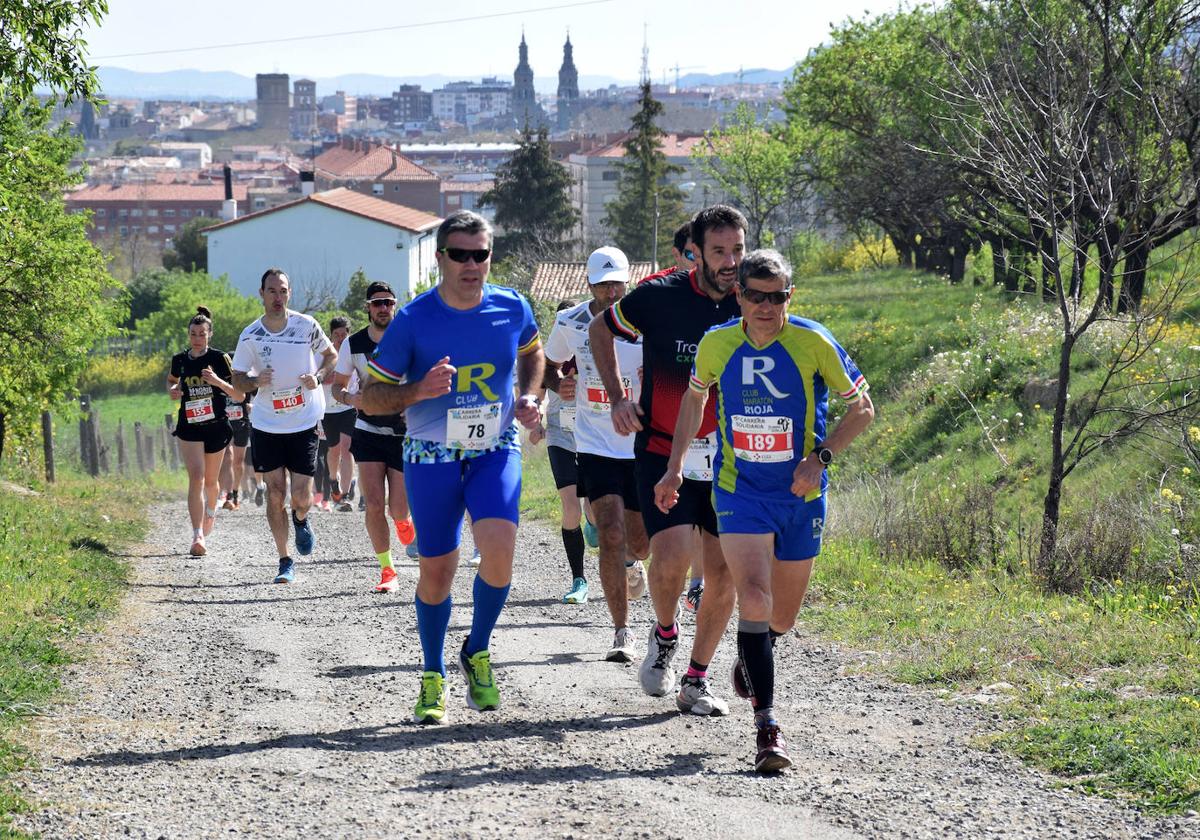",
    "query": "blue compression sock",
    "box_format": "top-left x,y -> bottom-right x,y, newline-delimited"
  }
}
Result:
415,594 -> 452,675
465,574 -> 511,656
